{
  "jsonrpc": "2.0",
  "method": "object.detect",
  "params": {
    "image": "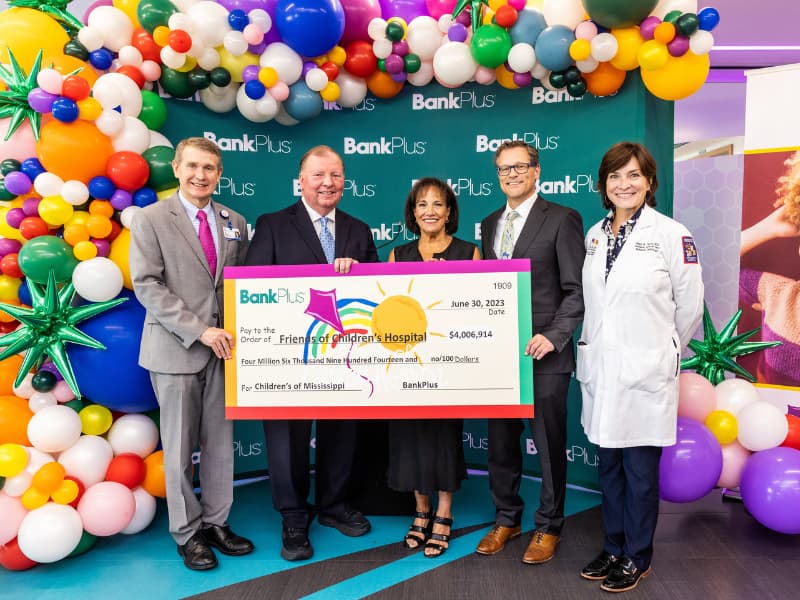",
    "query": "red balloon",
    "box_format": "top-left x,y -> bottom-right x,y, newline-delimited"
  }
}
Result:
132,28 -> 161,63
0,538 -> 38,571
320,61 -> 340,81
64,475 -> 86,509
782,414 -> 800,450
116,65 -> 145,89
107,219 -> 122,242
106,151 -> 150,191
168,29 -> 192,53
494,5 -> 518,28
105,453 -> 146,489
61,75 -> 91,101
18,216 -> 49,240
0,253 -> 22,278
0,321 -> 18,333
344,40 -> 377,78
